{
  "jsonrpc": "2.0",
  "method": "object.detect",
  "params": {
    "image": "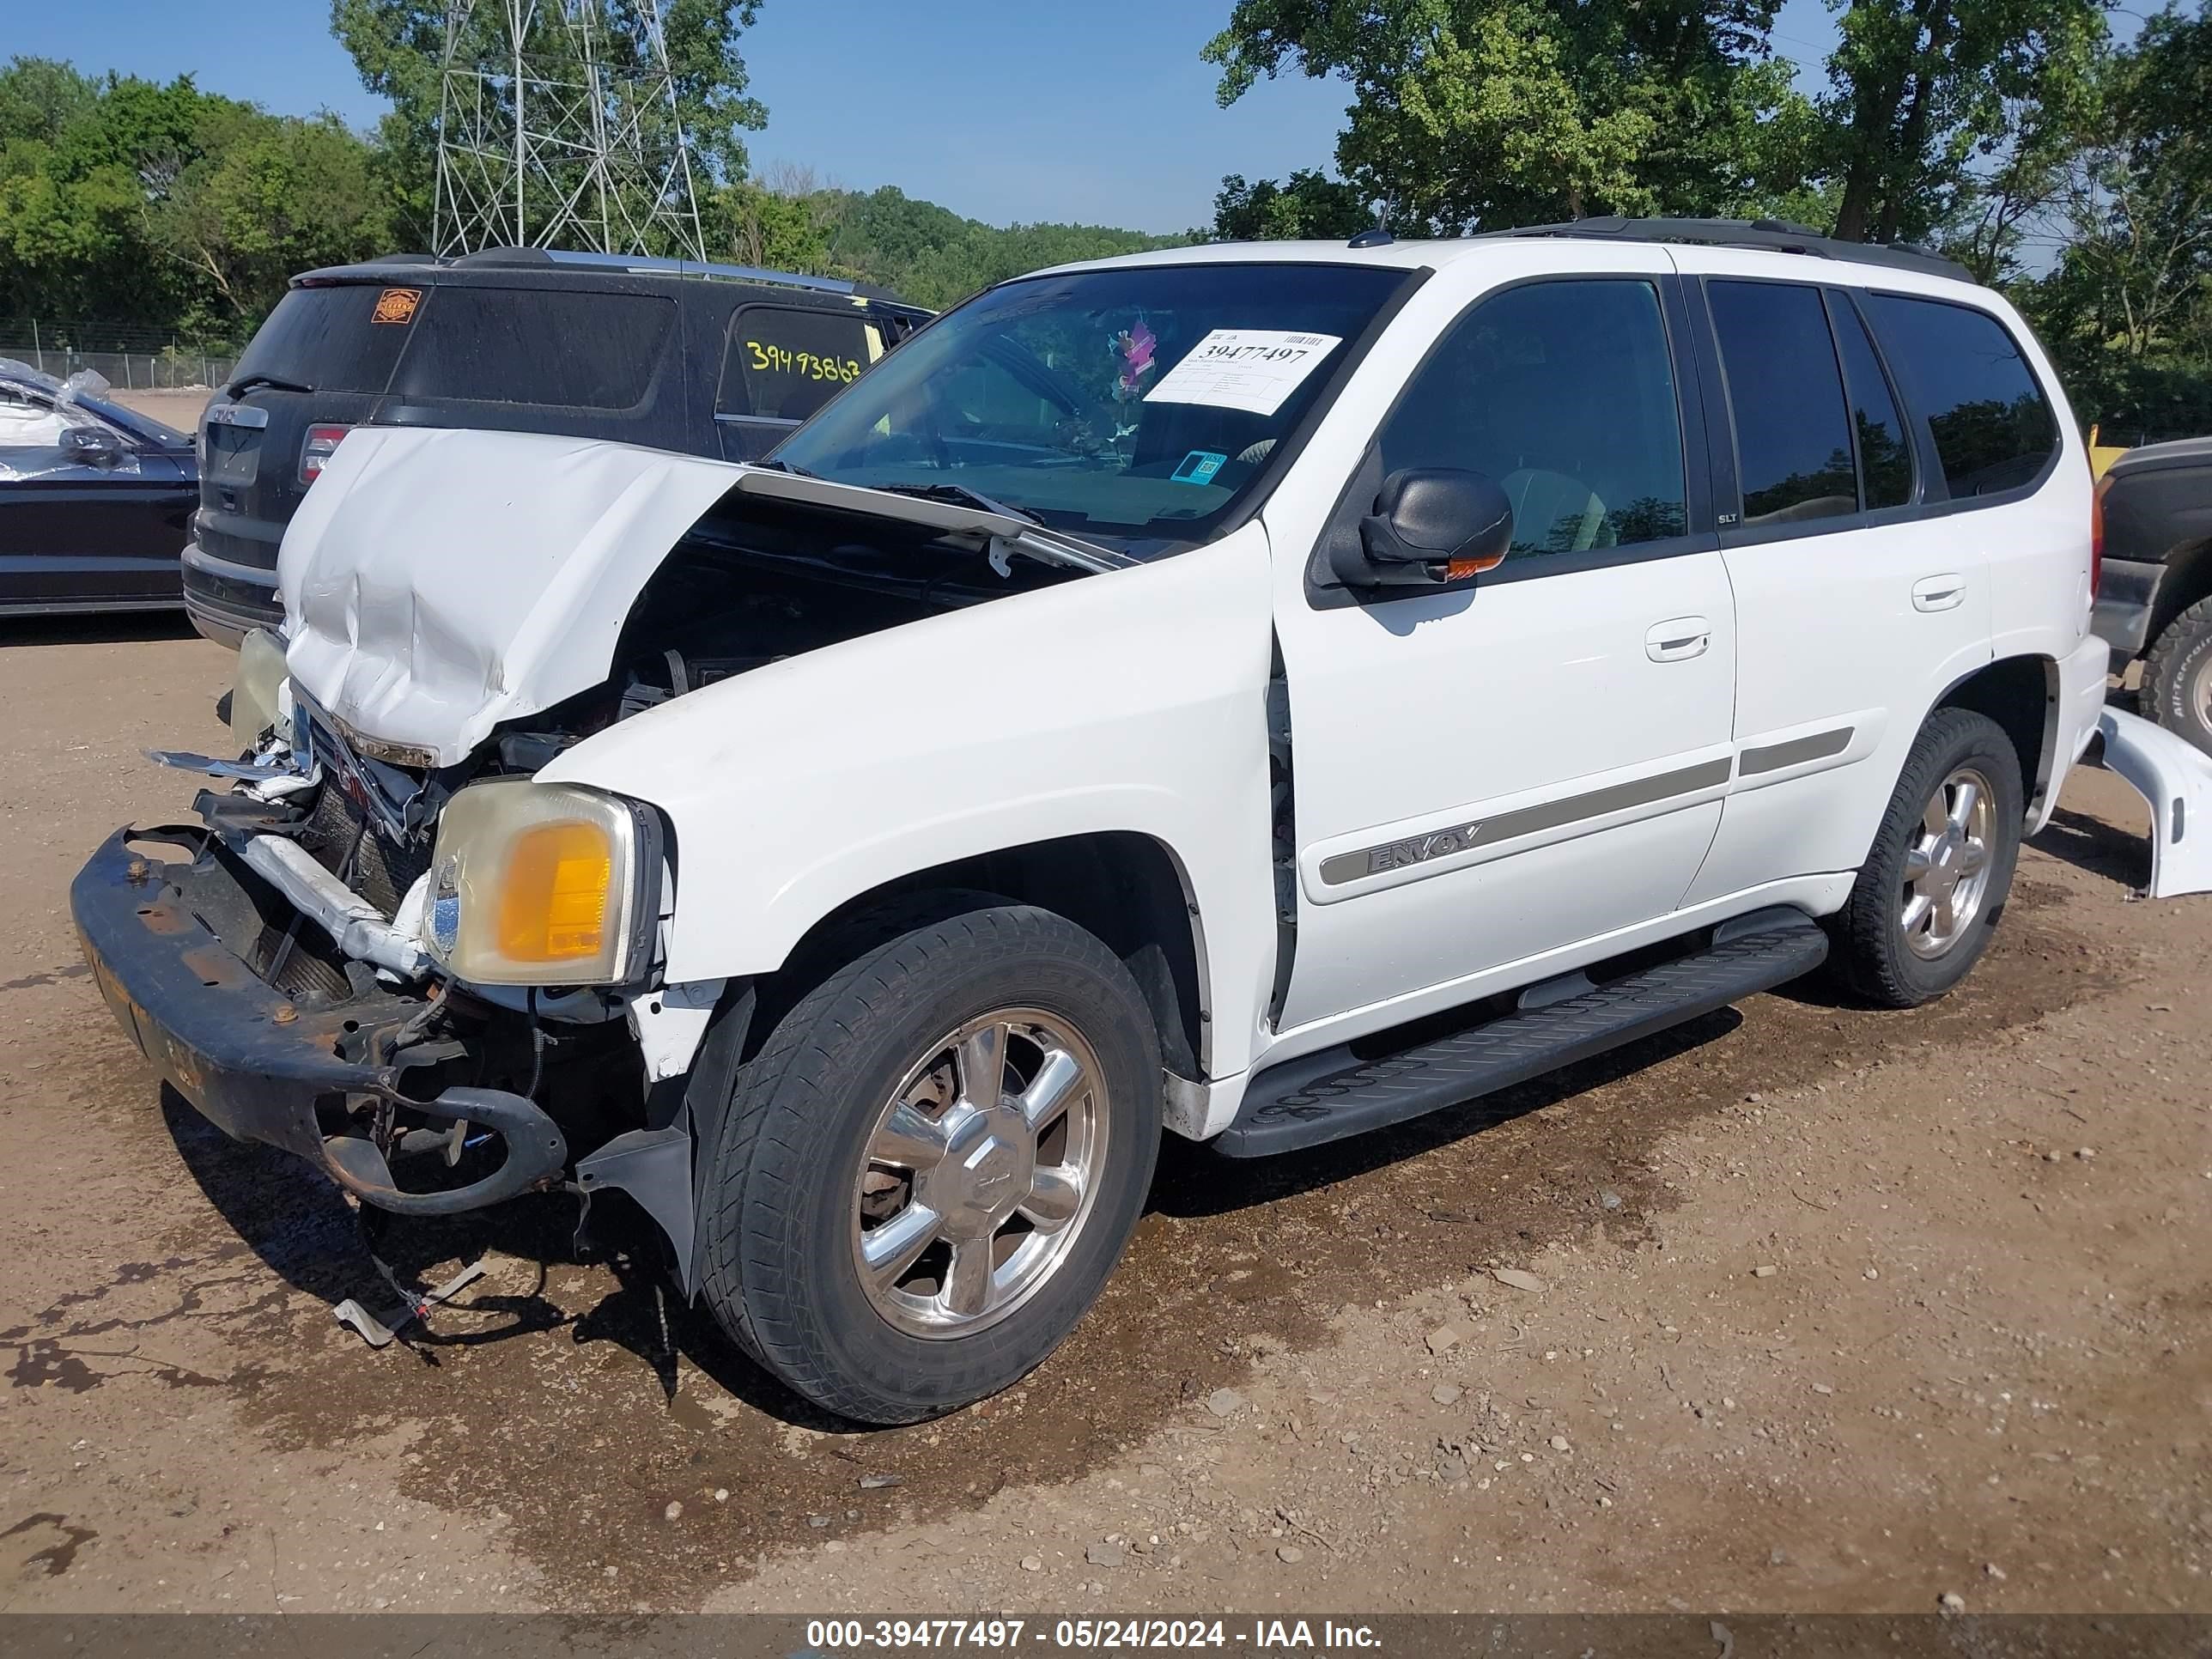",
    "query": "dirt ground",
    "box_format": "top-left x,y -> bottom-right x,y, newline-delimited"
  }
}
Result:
0,616 -> 2205,1618
104,389 -> 211,434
